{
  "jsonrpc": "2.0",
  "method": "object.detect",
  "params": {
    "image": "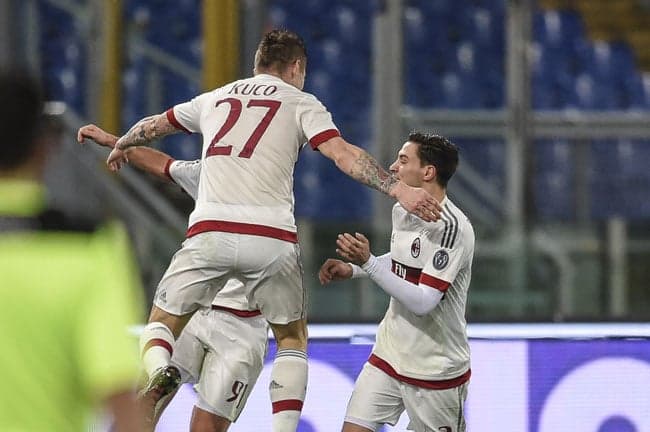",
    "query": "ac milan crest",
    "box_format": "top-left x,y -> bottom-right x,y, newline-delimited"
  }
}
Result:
411,237 -> 421,257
